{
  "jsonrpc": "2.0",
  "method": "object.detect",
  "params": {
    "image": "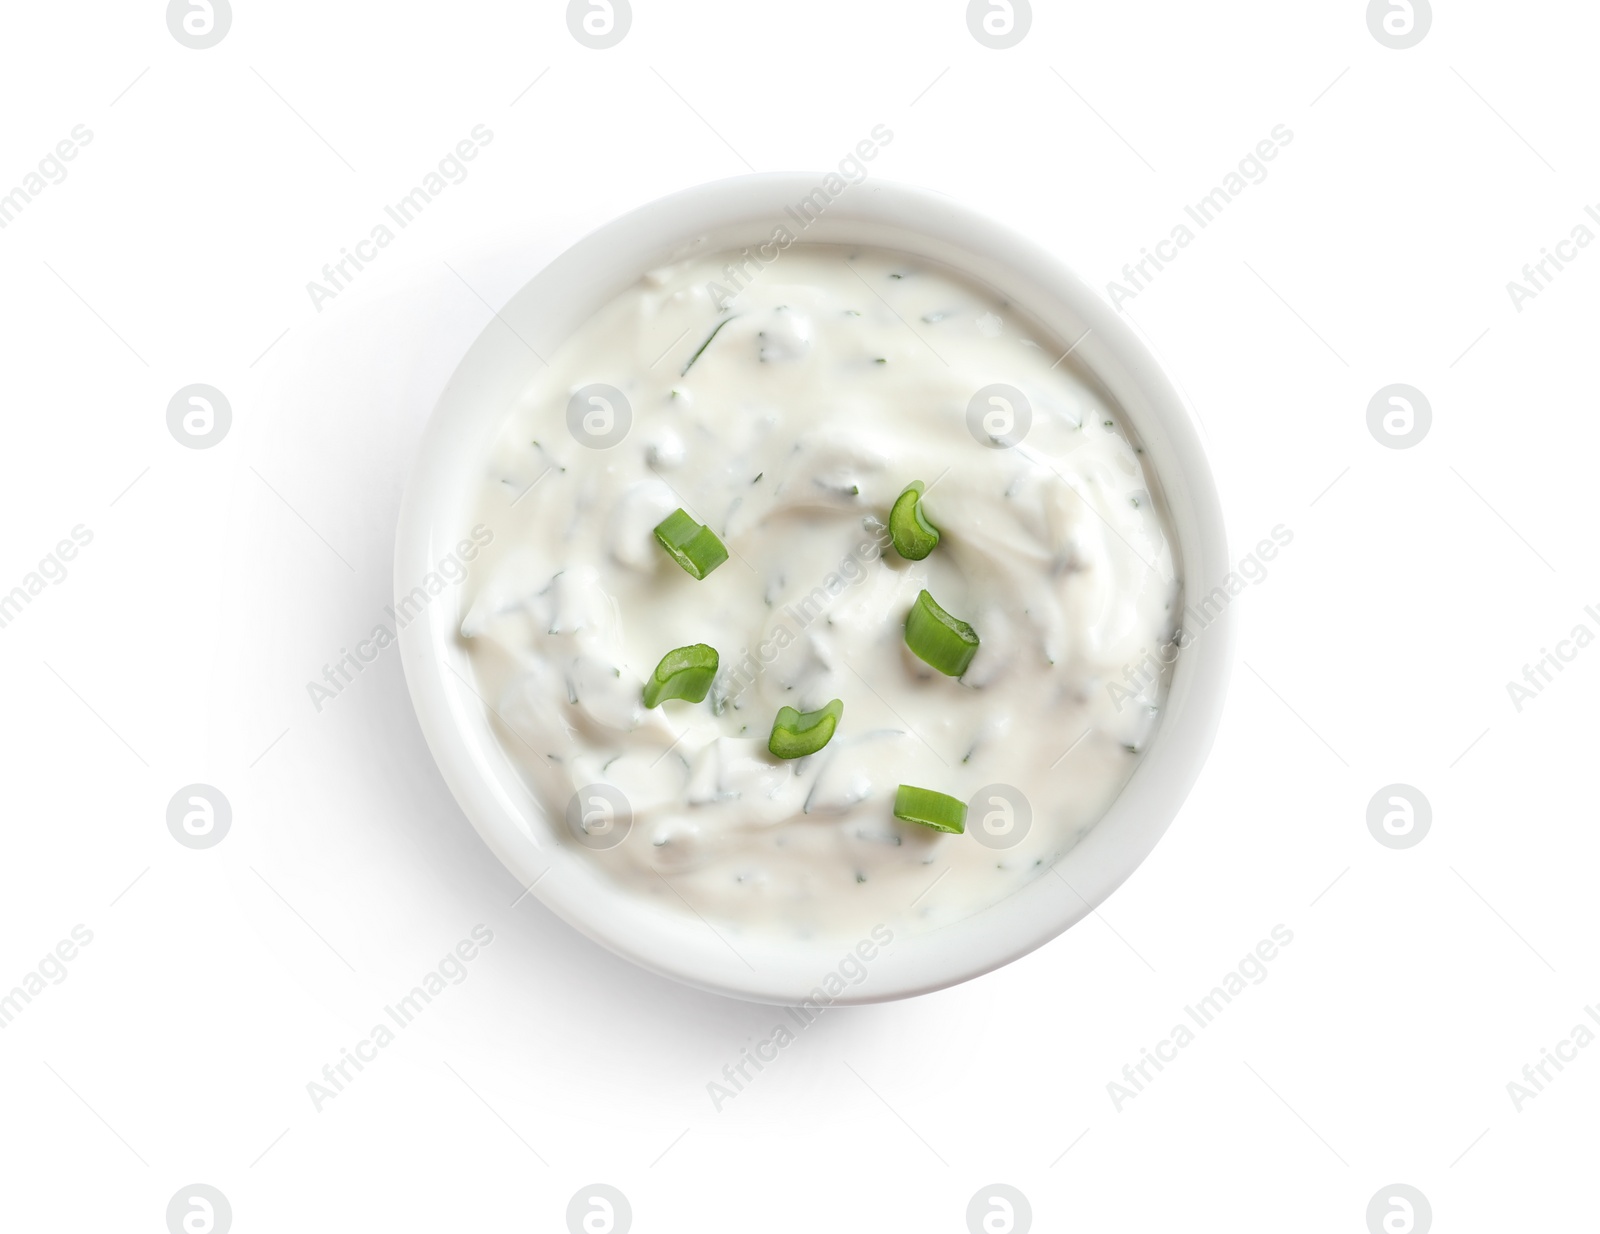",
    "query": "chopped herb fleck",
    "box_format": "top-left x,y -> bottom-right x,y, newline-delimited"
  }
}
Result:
682,315 -> 738,375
